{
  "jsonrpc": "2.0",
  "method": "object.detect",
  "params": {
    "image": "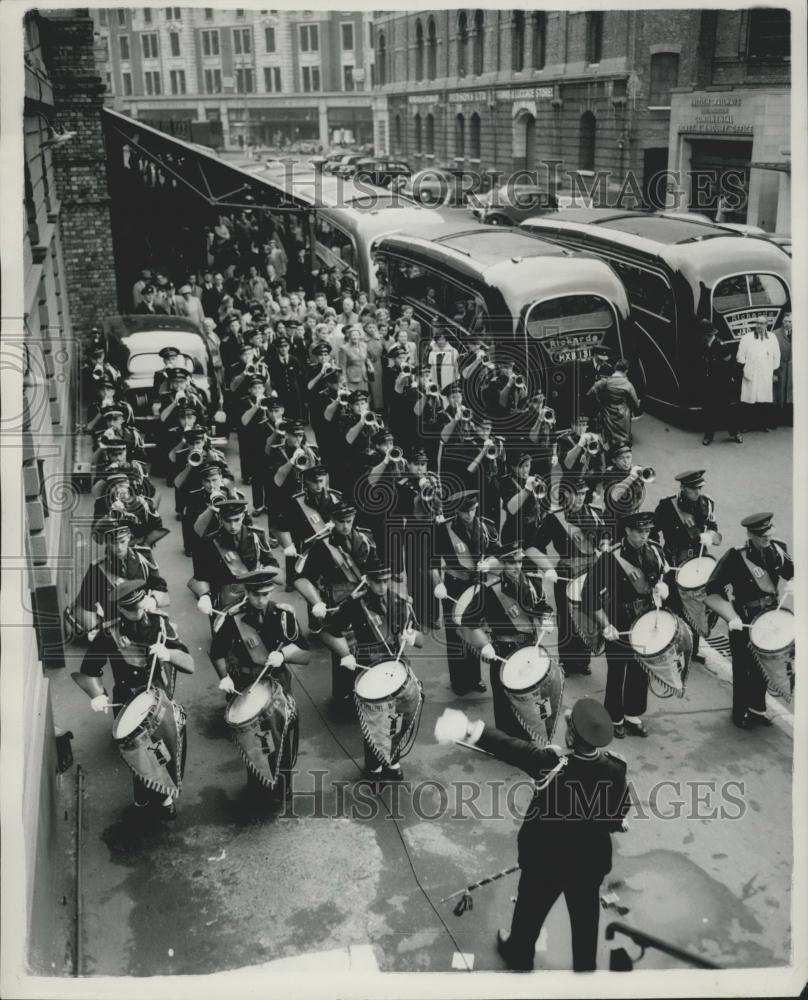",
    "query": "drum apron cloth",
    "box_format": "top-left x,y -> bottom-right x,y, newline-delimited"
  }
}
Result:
629,608 -> 692,698
112,687 -> 186,799
225,678 -> 299,789
354,659 -> 424,767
